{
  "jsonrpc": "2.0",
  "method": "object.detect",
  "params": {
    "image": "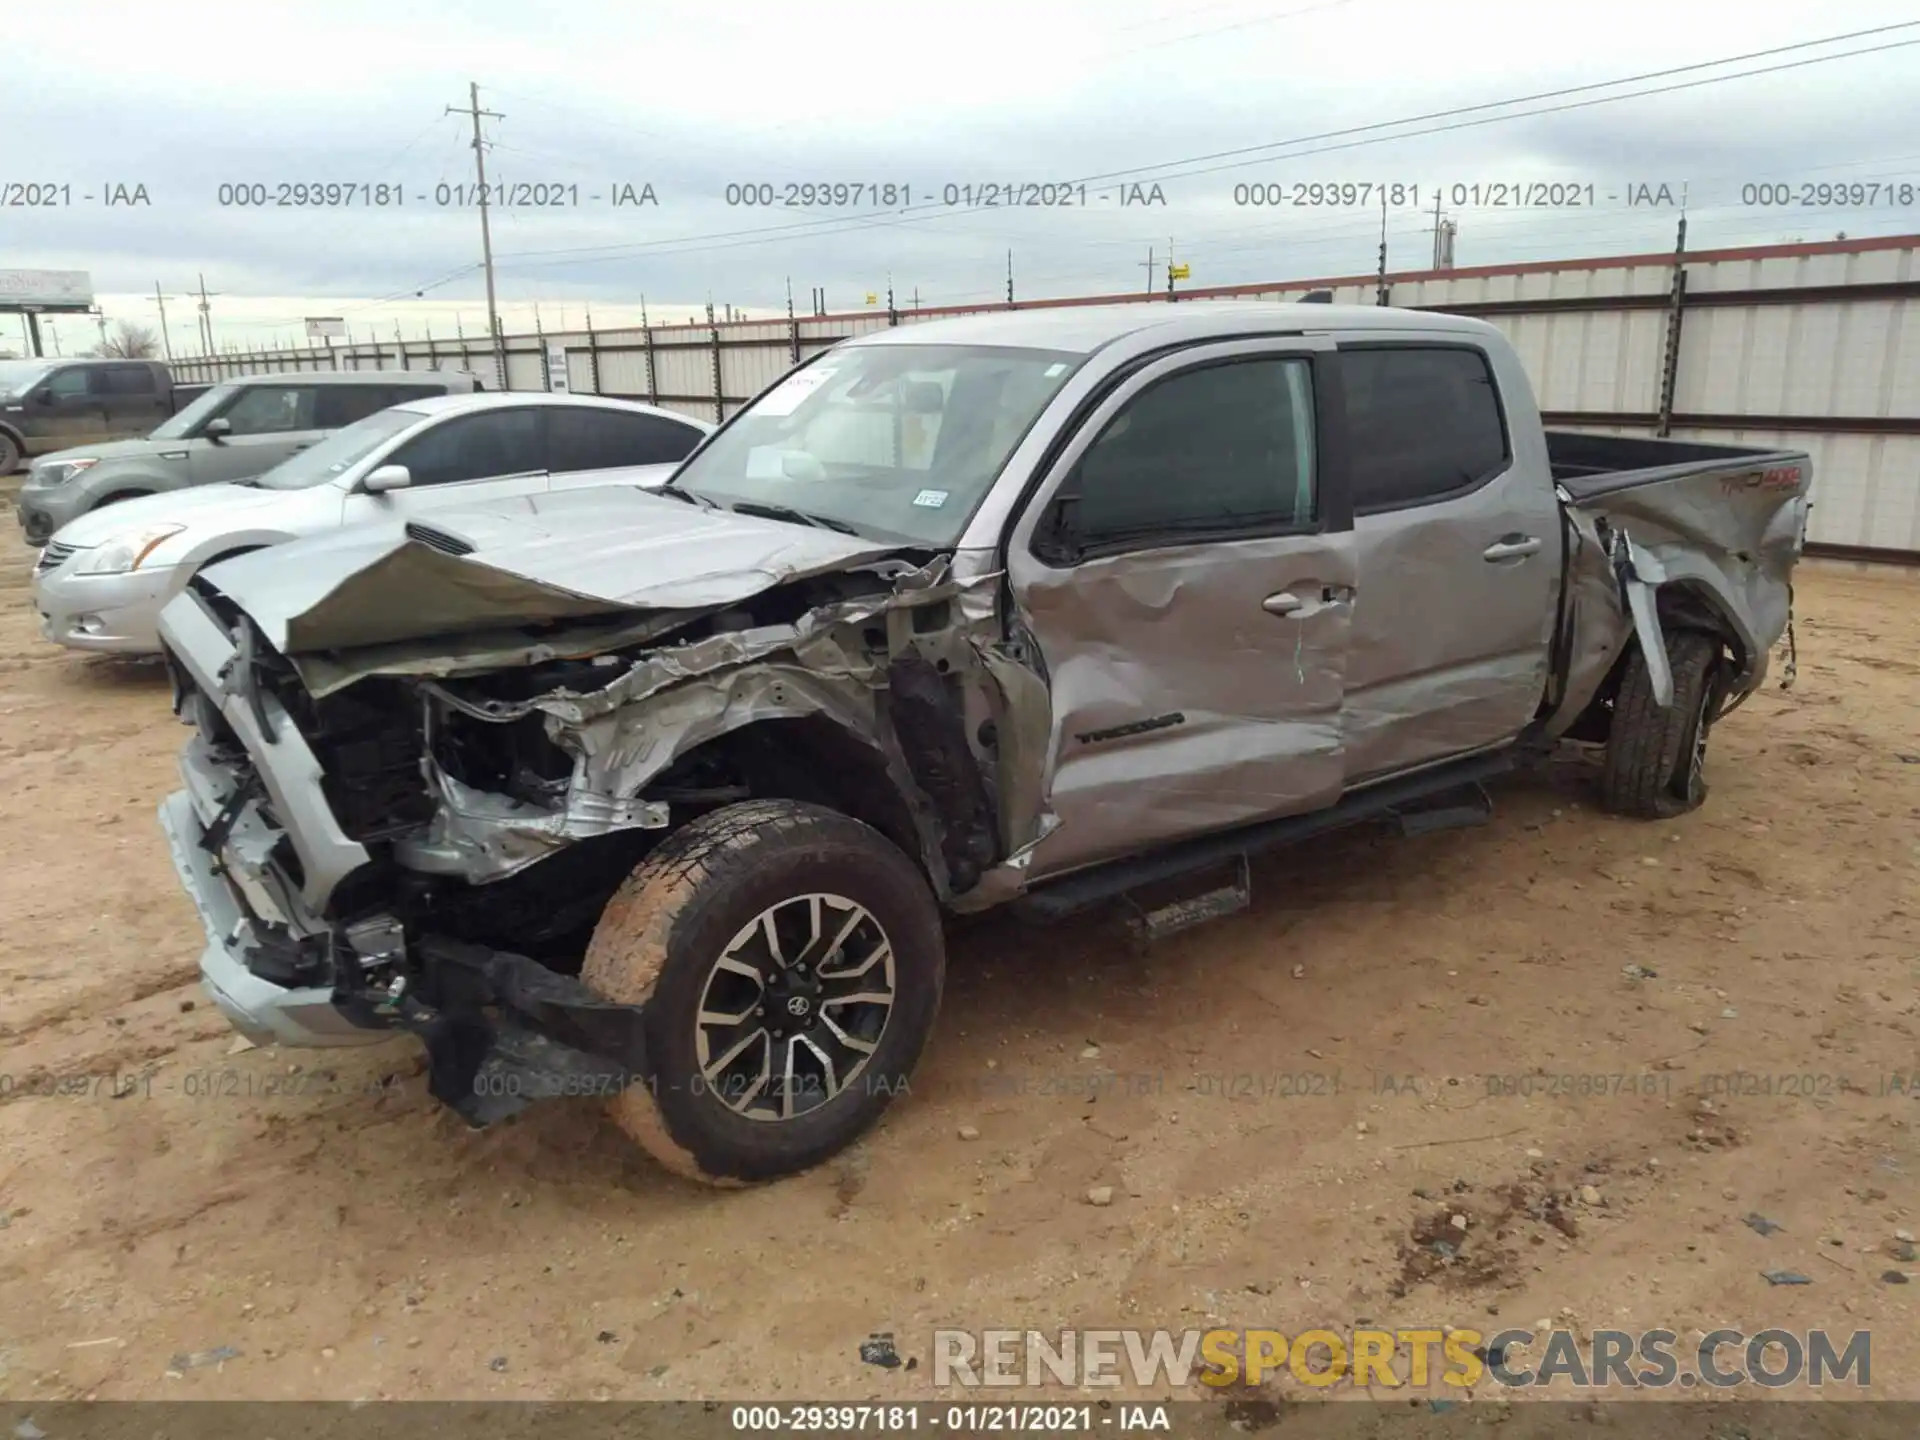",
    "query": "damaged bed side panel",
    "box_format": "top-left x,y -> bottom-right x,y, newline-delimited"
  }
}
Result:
1546,458 -> 1810,731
